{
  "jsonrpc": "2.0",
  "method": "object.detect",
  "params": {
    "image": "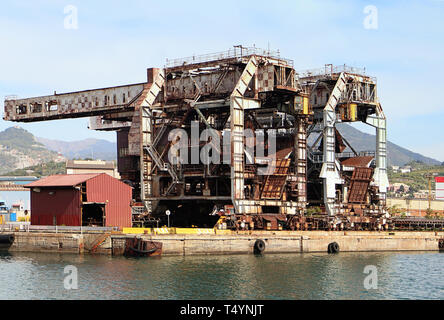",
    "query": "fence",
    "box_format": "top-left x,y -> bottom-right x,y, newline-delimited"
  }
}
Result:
0,222 -> 118,234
